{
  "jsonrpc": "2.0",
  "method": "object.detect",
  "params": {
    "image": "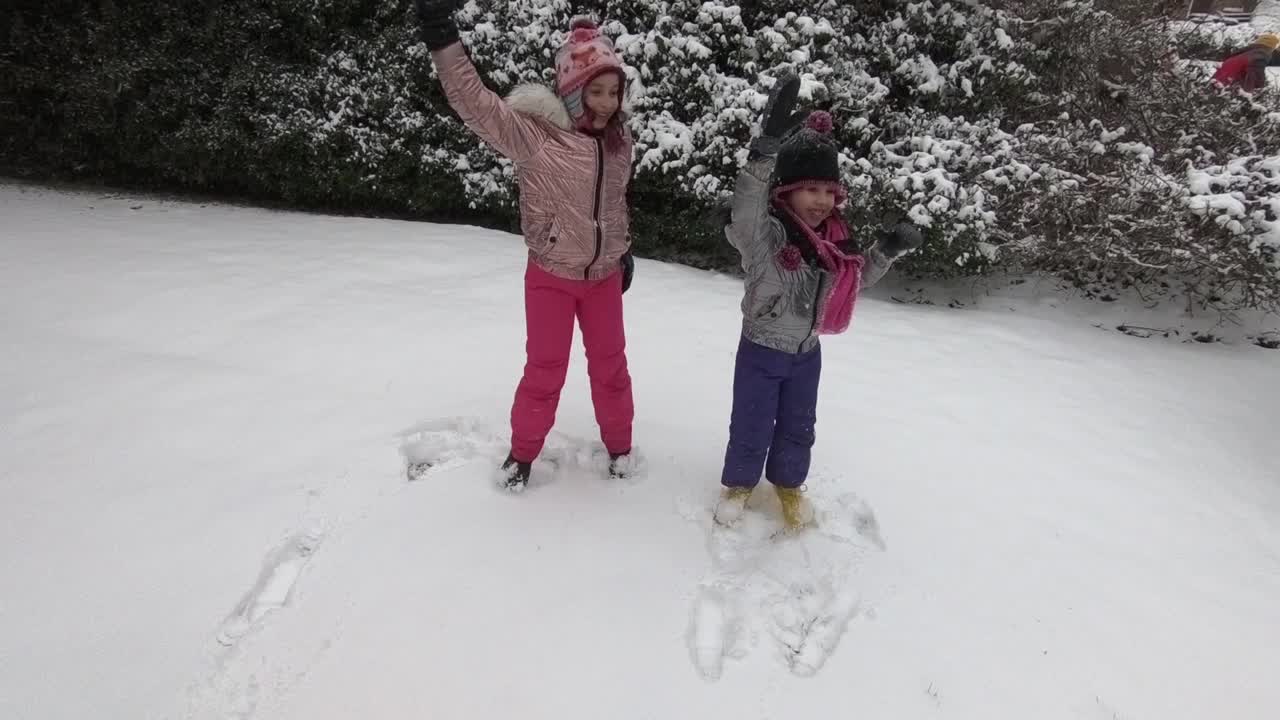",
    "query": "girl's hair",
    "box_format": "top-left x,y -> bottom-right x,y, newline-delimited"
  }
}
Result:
578,111 -> 628,155
574,68 -> 629,155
